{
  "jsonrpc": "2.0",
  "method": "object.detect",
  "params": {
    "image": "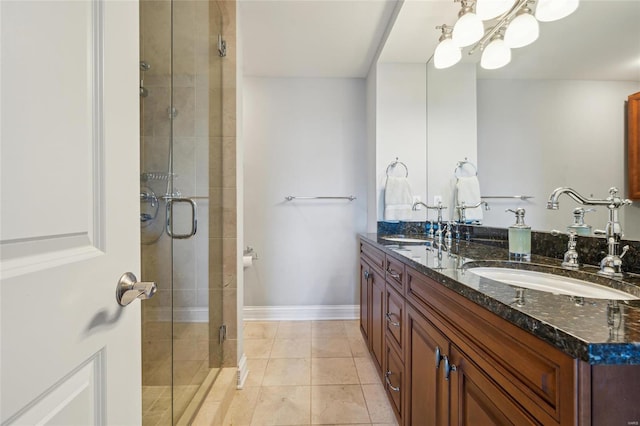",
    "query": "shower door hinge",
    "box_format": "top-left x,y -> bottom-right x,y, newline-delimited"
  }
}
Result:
219,324 -> 227,344
217,34 -> 227,57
